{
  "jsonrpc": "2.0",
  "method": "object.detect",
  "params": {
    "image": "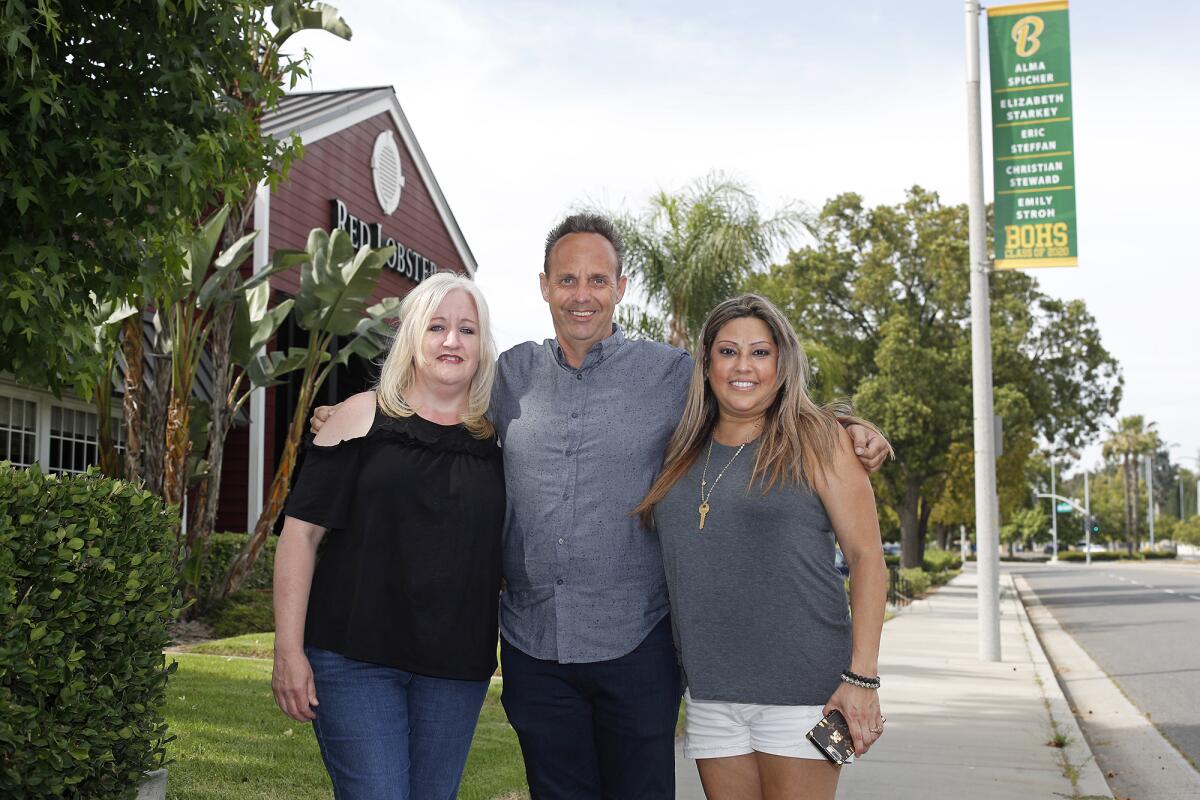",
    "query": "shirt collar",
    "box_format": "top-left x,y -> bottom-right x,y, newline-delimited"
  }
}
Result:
551,324 -> 626,370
